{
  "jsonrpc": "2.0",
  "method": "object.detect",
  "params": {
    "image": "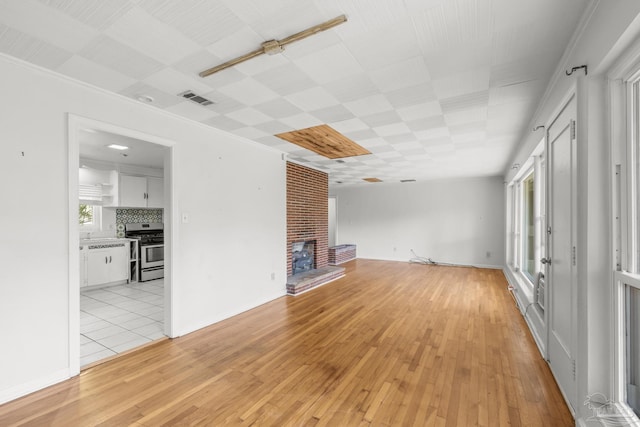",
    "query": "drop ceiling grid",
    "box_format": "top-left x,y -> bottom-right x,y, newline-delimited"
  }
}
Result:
0,0 -> 592,185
